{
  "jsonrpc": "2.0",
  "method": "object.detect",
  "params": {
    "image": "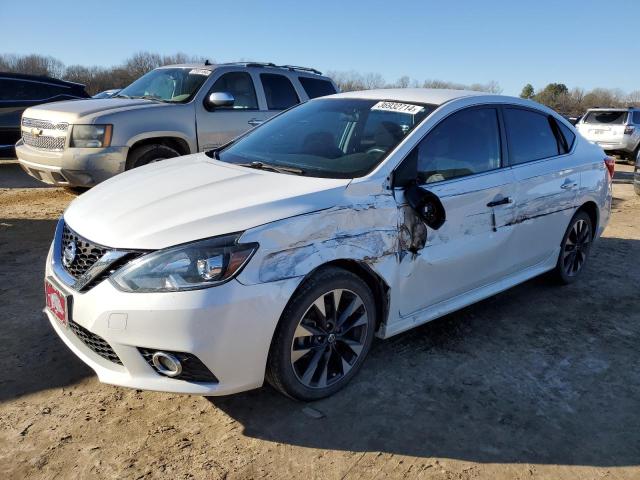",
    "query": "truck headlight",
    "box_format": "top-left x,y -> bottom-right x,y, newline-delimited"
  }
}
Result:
70,124 -> 112,148
110,234 -> 257,293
